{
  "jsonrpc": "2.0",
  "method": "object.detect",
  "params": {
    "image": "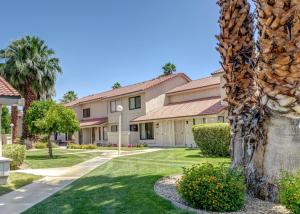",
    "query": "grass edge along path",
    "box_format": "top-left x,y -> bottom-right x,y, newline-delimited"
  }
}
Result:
24,148 -> 229,214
